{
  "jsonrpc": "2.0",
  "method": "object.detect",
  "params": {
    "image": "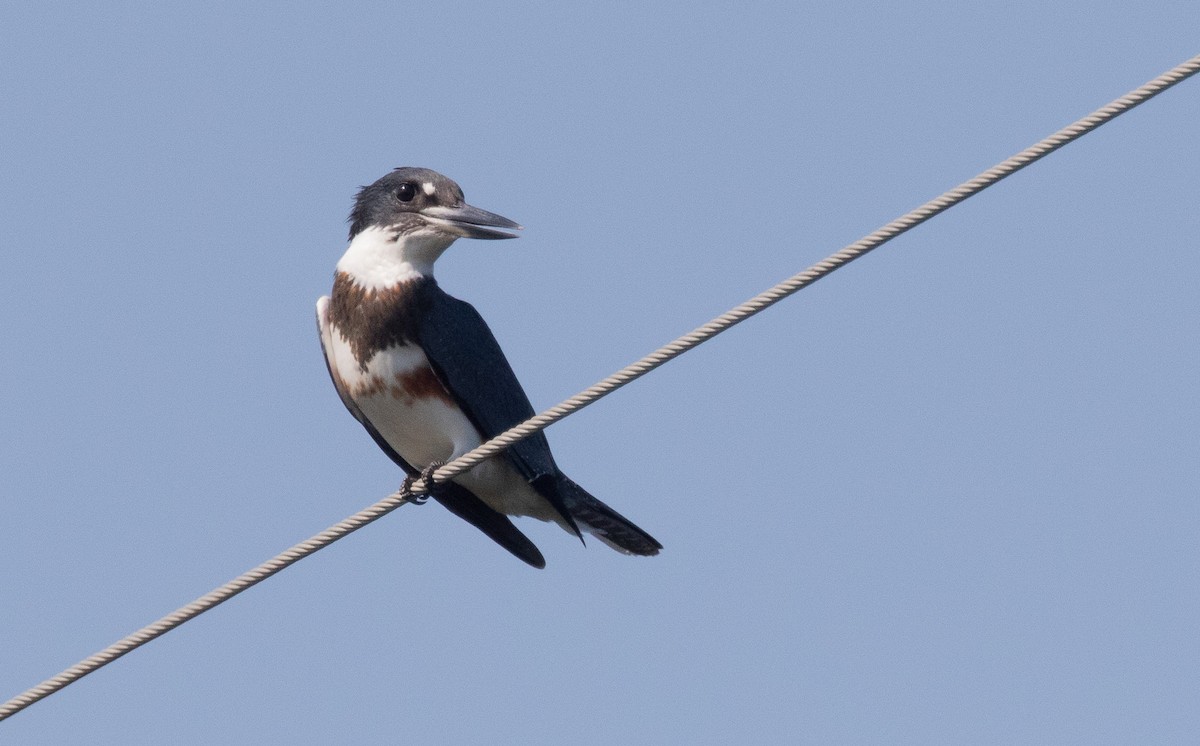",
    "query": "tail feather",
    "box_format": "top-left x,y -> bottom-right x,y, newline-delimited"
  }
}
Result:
556,476 -> 662,557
